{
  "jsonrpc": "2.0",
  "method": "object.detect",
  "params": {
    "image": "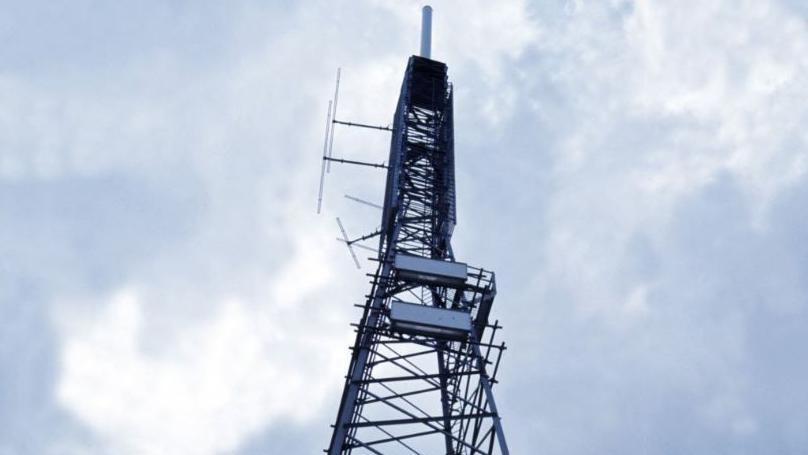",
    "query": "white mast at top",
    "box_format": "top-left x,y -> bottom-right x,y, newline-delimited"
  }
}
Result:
420,5 -> 432,58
